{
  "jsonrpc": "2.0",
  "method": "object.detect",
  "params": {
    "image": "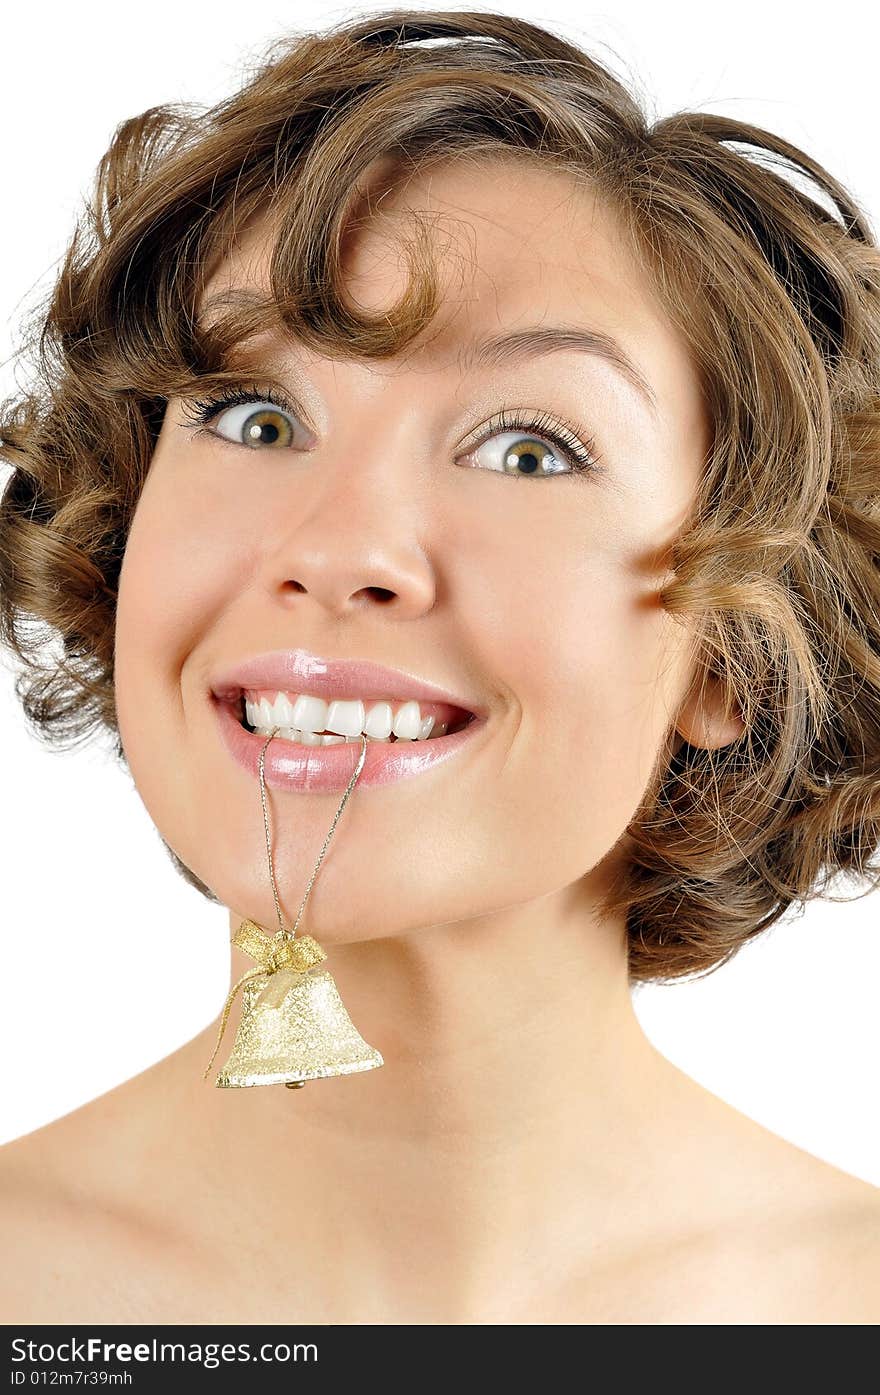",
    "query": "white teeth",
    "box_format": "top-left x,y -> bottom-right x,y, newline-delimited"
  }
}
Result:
243,692 -> 449,742
252,727 -> 350,746
325,698 -> 366,737
392,699 -> 422,741
291,694 -> 329,733
364,700 -> 393,740
273,691 -> 298,726
248,721 -> 453,745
